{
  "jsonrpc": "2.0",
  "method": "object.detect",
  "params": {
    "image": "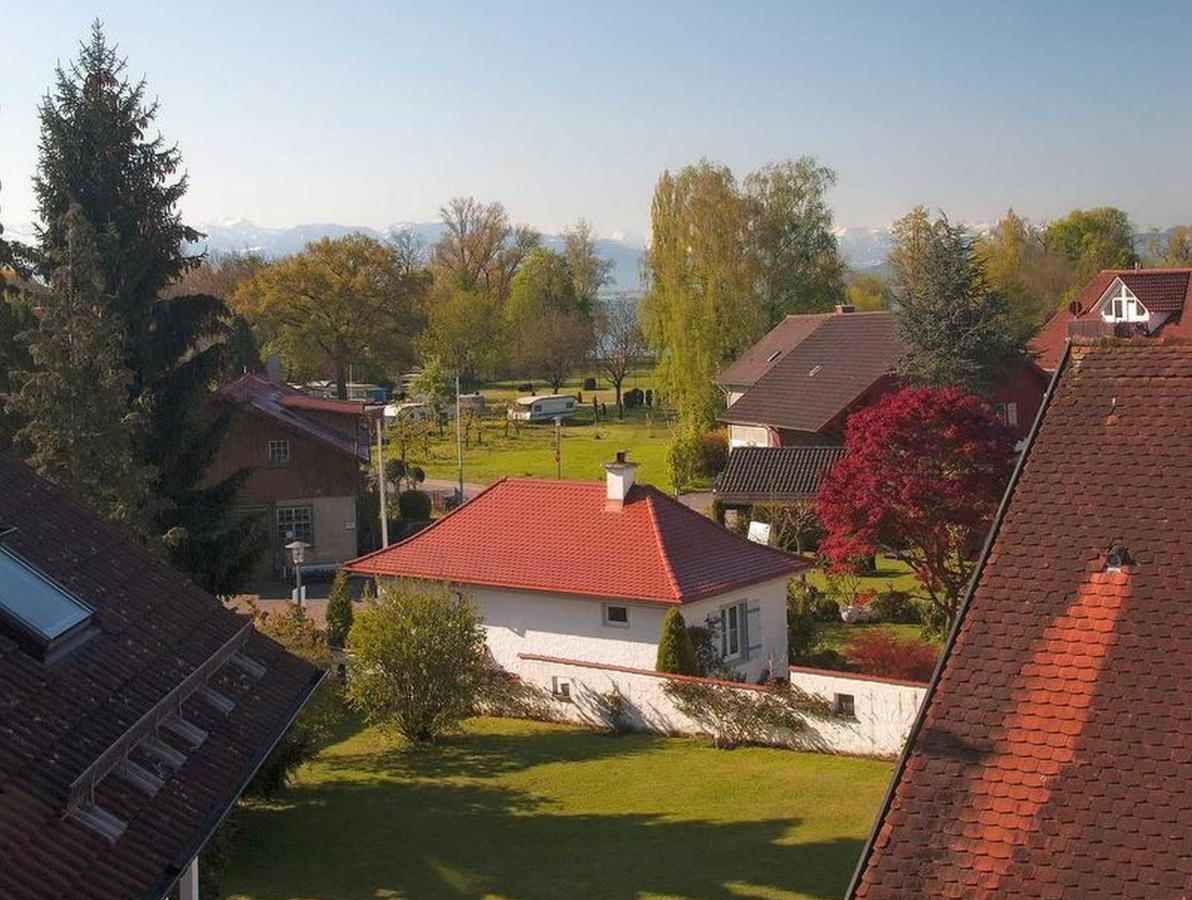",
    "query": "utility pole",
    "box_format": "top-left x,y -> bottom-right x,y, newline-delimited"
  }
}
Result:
455,372 -> 464,503
554,416 -> 563,479
376,417 -> 388,548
